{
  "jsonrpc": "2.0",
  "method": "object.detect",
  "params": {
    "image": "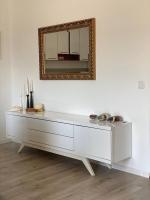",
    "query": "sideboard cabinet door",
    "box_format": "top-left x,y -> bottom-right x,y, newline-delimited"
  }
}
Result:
74,126 -> 112,161
58,31 -> 69,54
70,29 -> 80,54
44,32 -> 58,60
79,27 -> 89,61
